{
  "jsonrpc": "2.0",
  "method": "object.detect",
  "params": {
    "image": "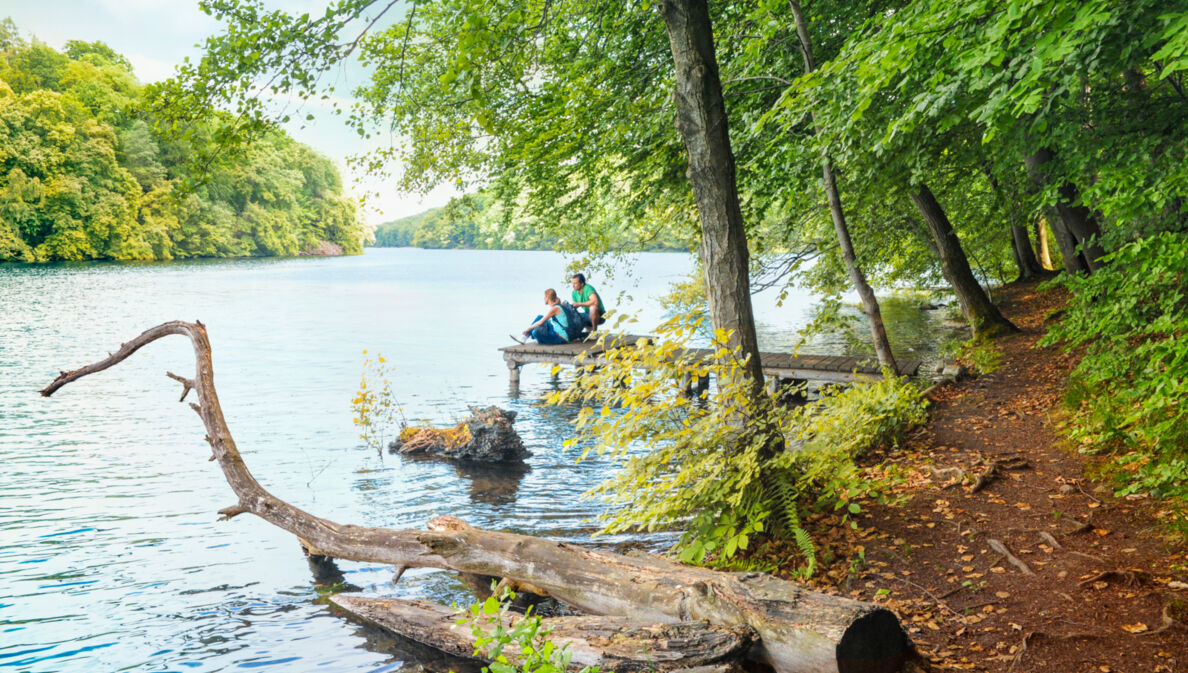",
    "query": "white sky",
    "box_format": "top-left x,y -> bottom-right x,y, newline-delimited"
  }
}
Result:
0,0 -> 459,225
